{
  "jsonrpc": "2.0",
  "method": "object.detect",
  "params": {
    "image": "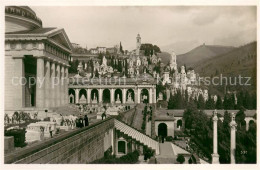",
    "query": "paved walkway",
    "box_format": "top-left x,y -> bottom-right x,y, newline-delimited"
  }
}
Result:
155,142 -> 177,164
